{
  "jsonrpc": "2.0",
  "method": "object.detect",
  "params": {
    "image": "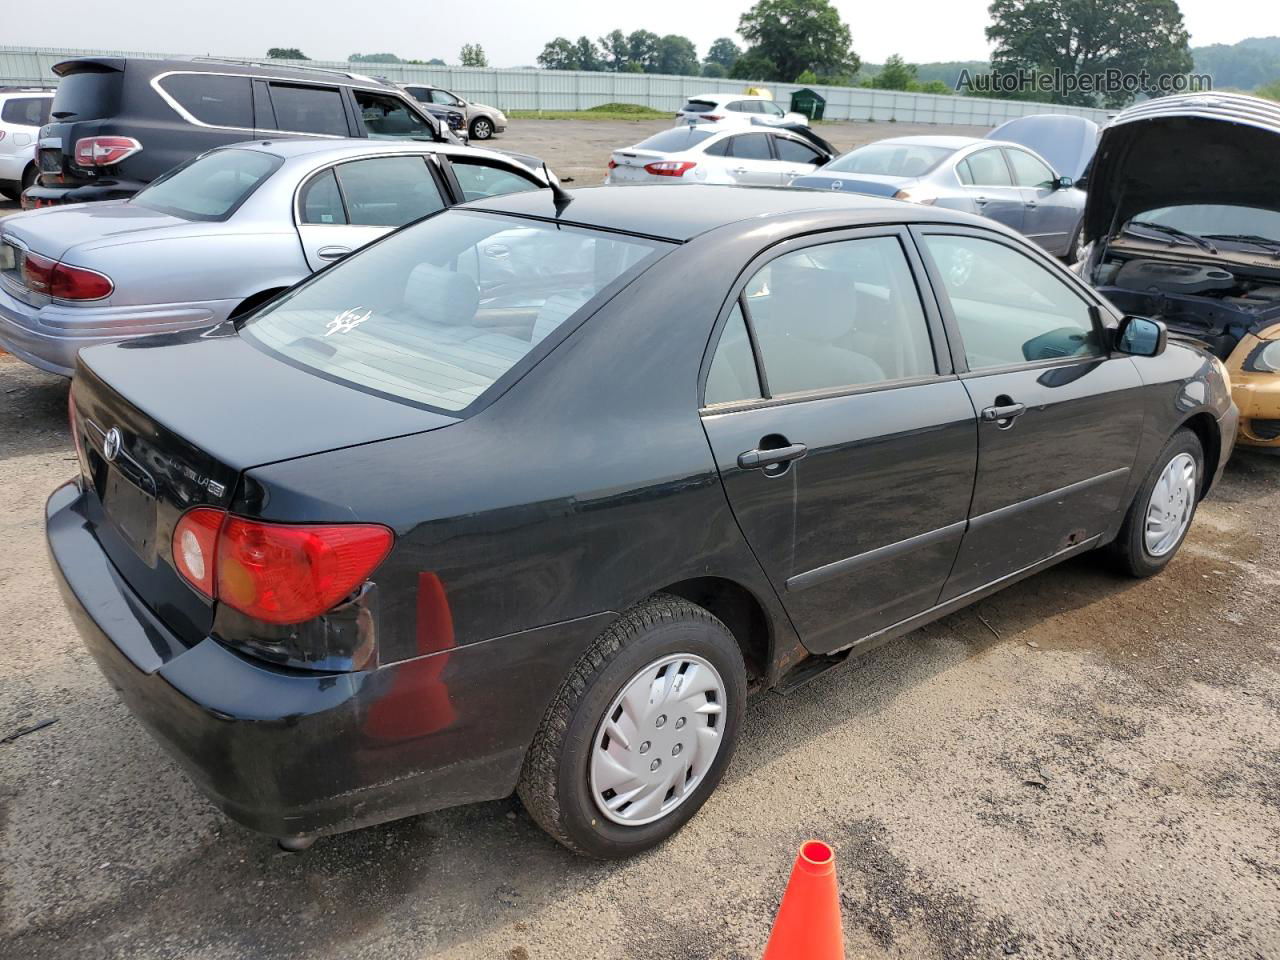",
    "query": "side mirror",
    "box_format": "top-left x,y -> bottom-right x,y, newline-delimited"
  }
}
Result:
1115,315 -> 1167,358
1053,176 -> 1073,190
